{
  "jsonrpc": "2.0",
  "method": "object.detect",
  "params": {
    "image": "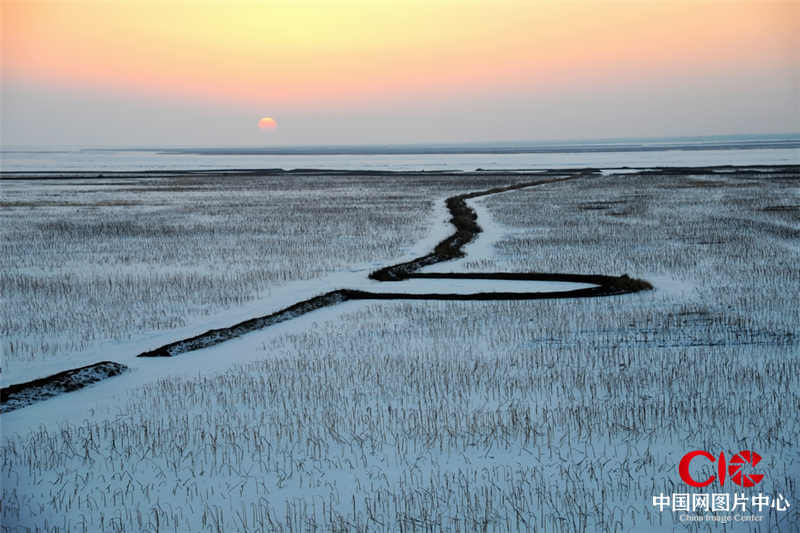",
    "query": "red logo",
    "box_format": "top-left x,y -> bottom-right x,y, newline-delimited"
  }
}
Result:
679,449 -> 764,487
